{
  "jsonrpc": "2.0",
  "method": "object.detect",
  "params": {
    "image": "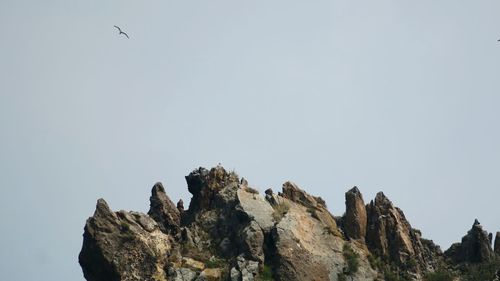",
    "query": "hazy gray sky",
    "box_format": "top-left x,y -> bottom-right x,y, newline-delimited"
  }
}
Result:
1,1 -> 500,280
